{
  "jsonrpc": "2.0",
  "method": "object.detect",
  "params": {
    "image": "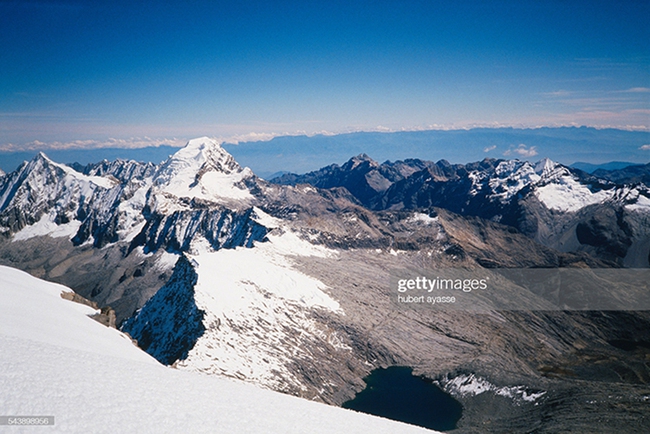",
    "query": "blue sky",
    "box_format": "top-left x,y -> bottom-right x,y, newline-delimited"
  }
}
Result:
1,0 -> 648,151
